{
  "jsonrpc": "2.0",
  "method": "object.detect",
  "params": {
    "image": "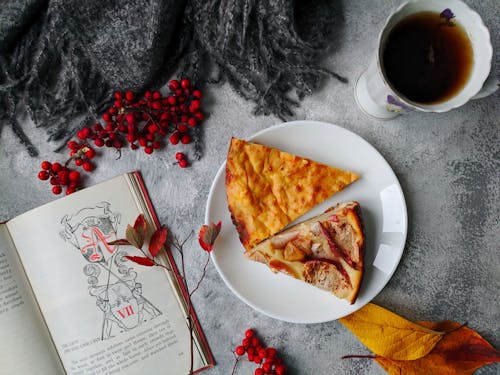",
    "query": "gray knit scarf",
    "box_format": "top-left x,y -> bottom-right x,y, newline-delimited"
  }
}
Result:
0,0 -> 344,156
